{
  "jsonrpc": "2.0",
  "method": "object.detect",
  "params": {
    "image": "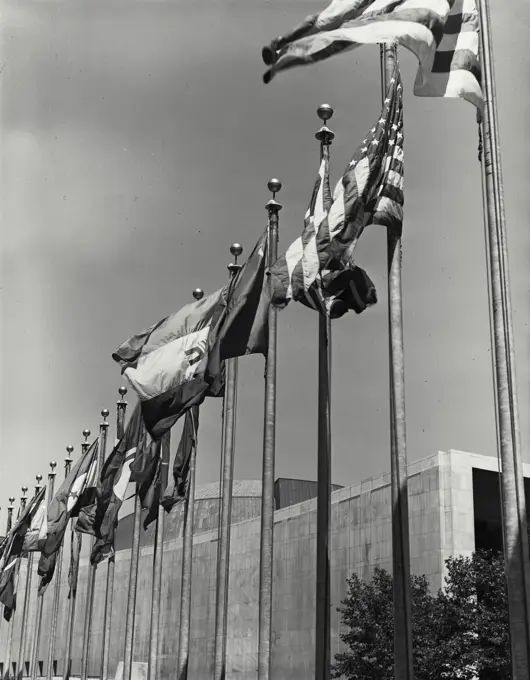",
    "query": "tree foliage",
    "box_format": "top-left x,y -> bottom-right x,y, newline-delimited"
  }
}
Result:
332,551 -> 510,680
